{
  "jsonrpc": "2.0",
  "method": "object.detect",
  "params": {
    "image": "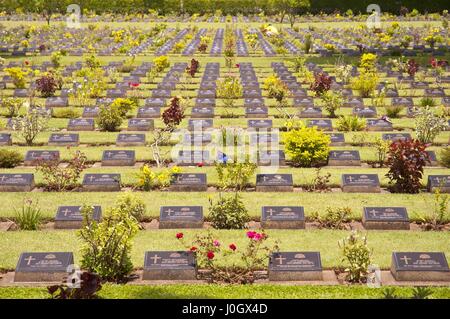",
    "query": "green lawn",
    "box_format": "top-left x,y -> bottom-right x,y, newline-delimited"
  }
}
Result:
1,284 -> 450,299
0,229 -> 448,271
0,190 -> 446,221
